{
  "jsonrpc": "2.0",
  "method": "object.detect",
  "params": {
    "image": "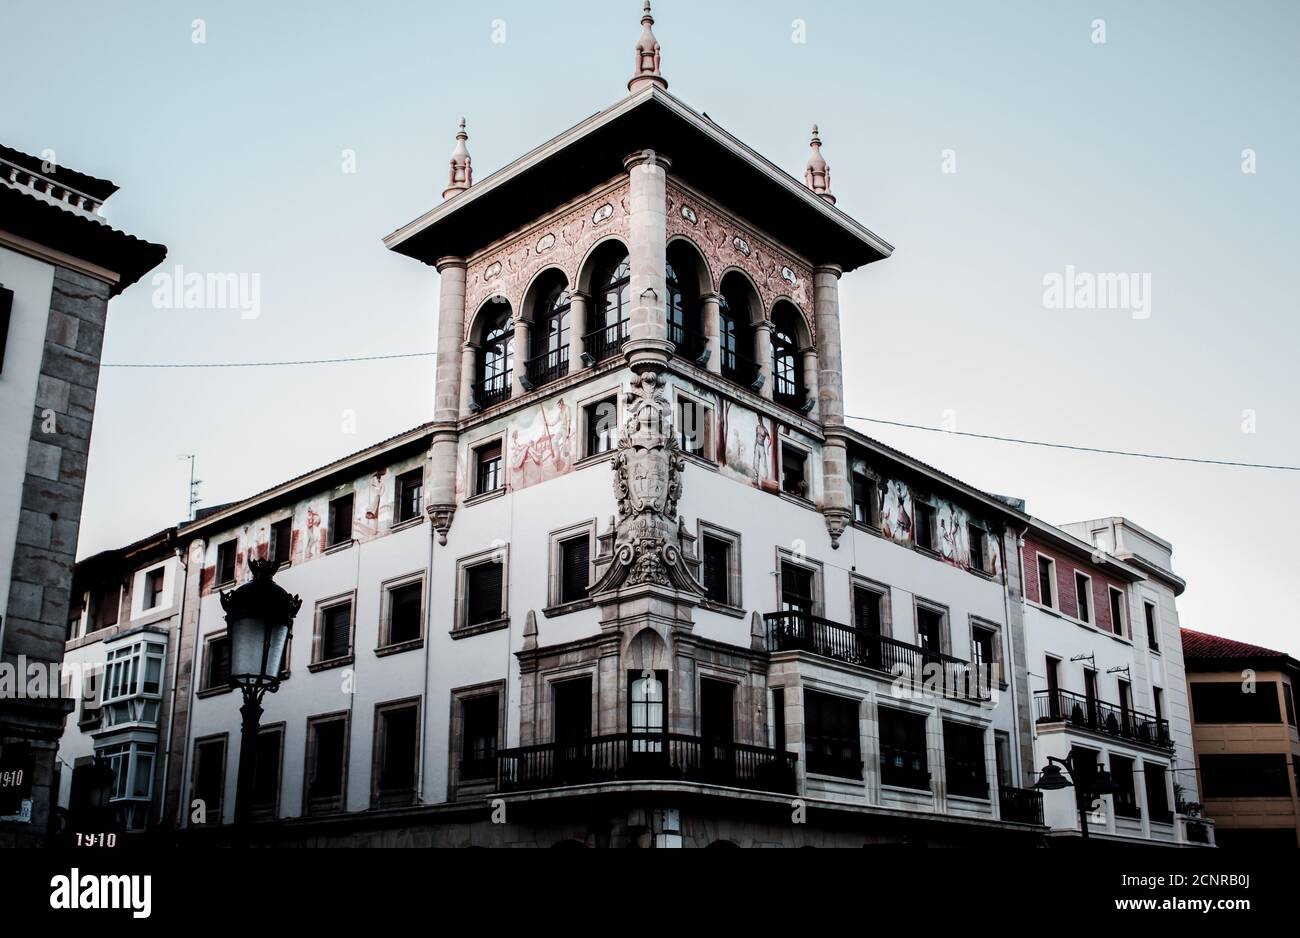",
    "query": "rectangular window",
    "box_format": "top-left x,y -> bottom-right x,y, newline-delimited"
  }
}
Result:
202,634 -> 231,691
1144,762 -> 1172,822
1109,755 -> 1140,818
1200,754 -> 1292,798
0,285 -> 12,374
251,725 -> 283,821
1144,601 -> 1160,651
216,540 -> 237,587
1036,555 -> 1055,608
628,671 -> 667,743
383,581 -> 423,648
702,536 -> 731,605
466,561 -> 504,627
854,586 -> 884,636
373,700 -> 420,807
304,714 -> 348,814
474,441 -> 504,496
269,518 -> 292,567
677,397 -> 710,459
144,568 -> 165,610
190,736 -> 227,826
914,502 -> 936,551
780,445 -> 808,497
316,599 -> 353,663
460,694 -> 499,781
773,688 -> 786,752
1190,681 -> 1283,724
583,397 -> 618,458
1152,686 -> 1164,724
328,493 -> 354,547
558,535 -> 591,605
879,707 -> 929,791
1286,683 -> 1297,727
1075,572 -> 1092,623
994,731 -> 1012,789
968,525 -> 987,573
780,561 -> 815,614
396,469 -> 424,524
916,604 -> 945,655
804,690 -> 861,779
1108,586 -> 1126,636
971,625 -> 996,676
942,721 -> 988,799
852,473 -> 876,525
